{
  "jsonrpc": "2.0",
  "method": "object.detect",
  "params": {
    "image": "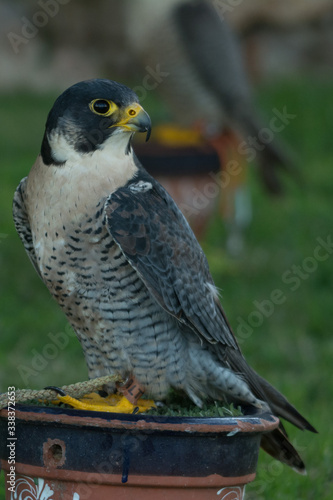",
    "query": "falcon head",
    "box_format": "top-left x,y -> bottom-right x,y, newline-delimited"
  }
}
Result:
41,79 -> 151,165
